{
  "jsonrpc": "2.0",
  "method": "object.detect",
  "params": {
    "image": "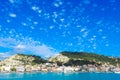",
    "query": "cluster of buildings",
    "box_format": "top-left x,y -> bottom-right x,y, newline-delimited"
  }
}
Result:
0,63 -> 120,73
0,54 -> 120,73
